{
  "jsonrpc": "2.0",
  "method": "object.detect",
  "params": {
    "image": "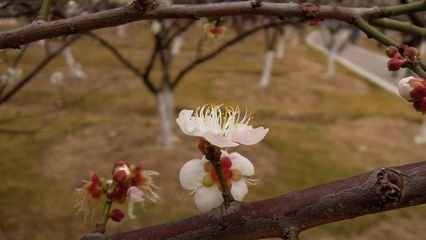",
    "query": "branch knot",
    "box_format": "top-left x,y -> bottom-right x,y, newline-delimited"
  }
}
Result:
299,3 -> 320,18
374,168 -> 404,208
251,0 -> 262,8
132,0 -> 158,11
